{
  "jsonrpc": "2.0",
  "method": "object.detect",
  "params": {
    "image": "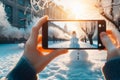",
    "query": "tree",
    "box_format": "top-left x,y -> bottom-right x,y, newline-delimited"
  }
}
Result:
95,0 -> 120,31
81,22 -> 96,45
